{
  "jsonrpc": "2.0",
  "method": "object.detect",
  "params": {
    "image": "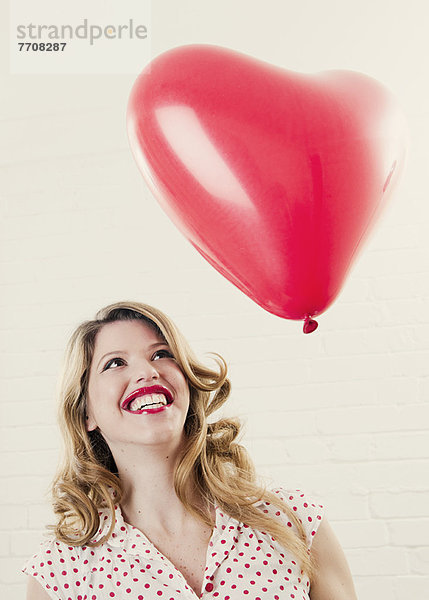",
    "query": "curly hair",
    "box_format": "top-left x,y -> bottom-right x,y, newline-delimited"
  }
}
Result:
49,300 -> 314,576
